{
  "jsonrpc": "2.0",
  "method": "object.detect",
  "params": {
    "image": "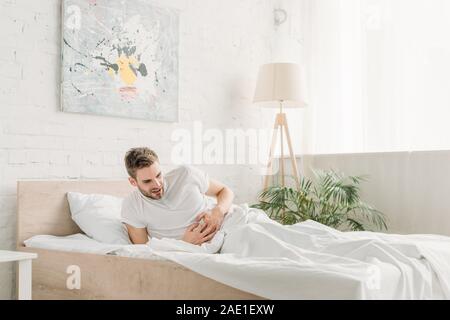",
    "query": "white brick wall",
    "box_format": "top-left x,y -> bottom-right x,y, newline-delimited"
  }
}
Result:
0,0 -> 285,299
